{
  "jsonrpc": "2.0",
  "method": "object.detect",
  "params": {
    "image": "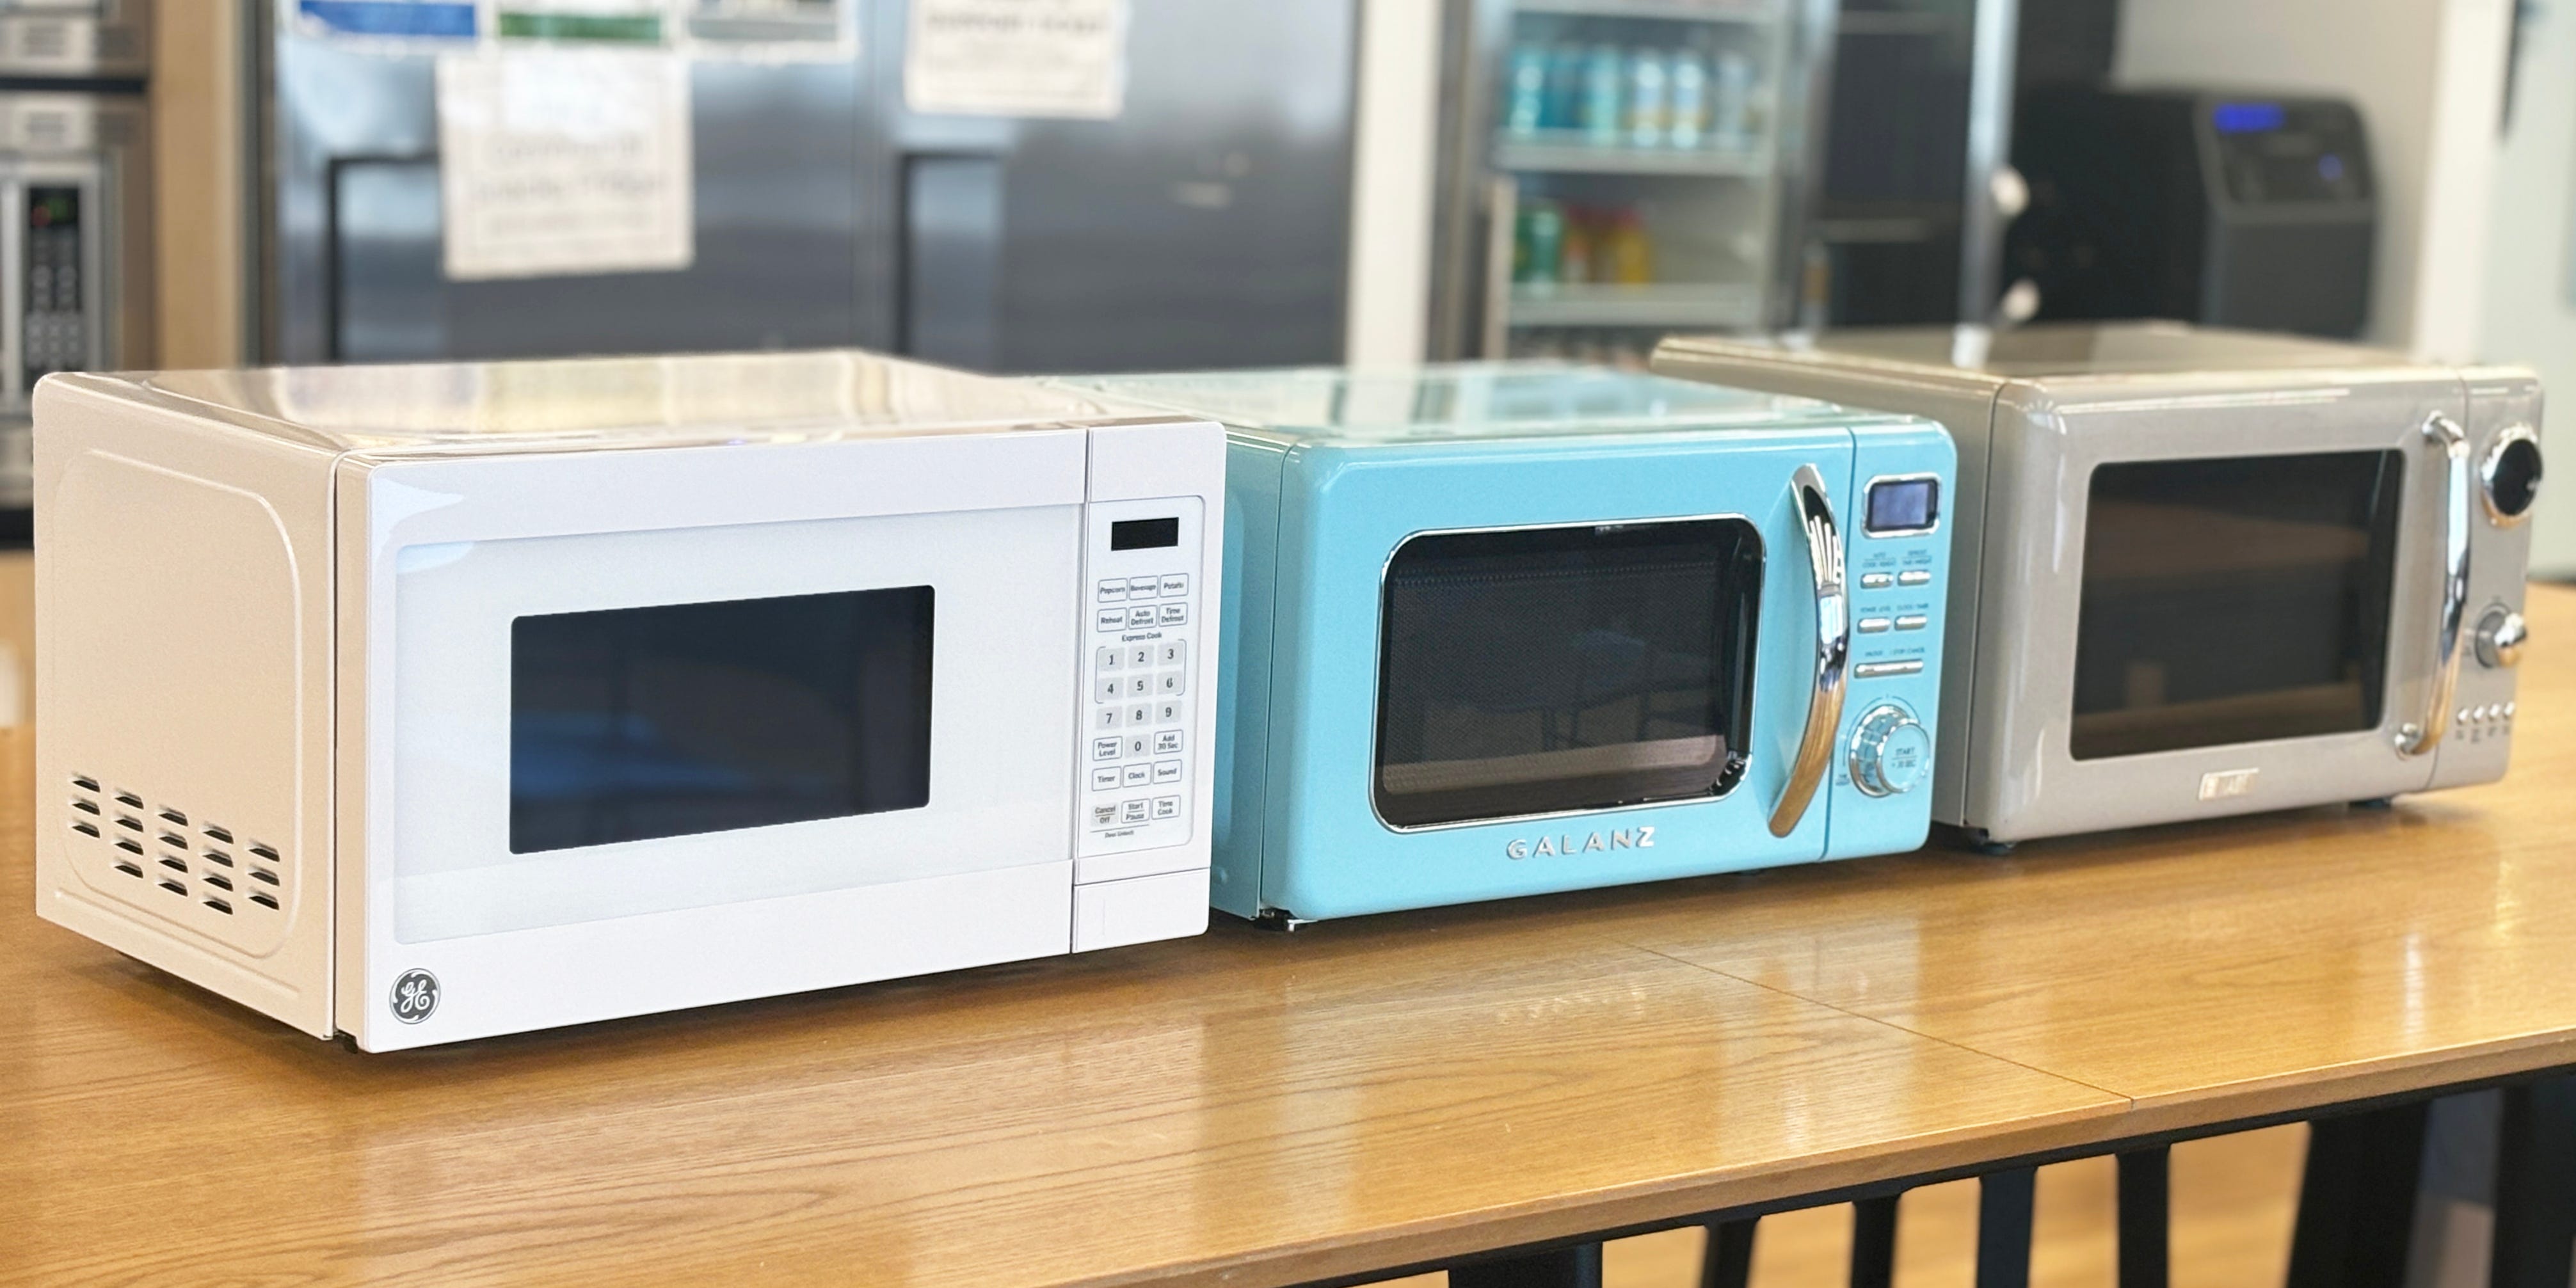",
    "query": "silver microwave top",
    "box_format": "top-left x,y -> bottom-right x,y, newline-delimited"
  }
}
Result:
1661,321 -> 2424,388
1053,362 -> 1919,449
37,349 -> 1140,458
